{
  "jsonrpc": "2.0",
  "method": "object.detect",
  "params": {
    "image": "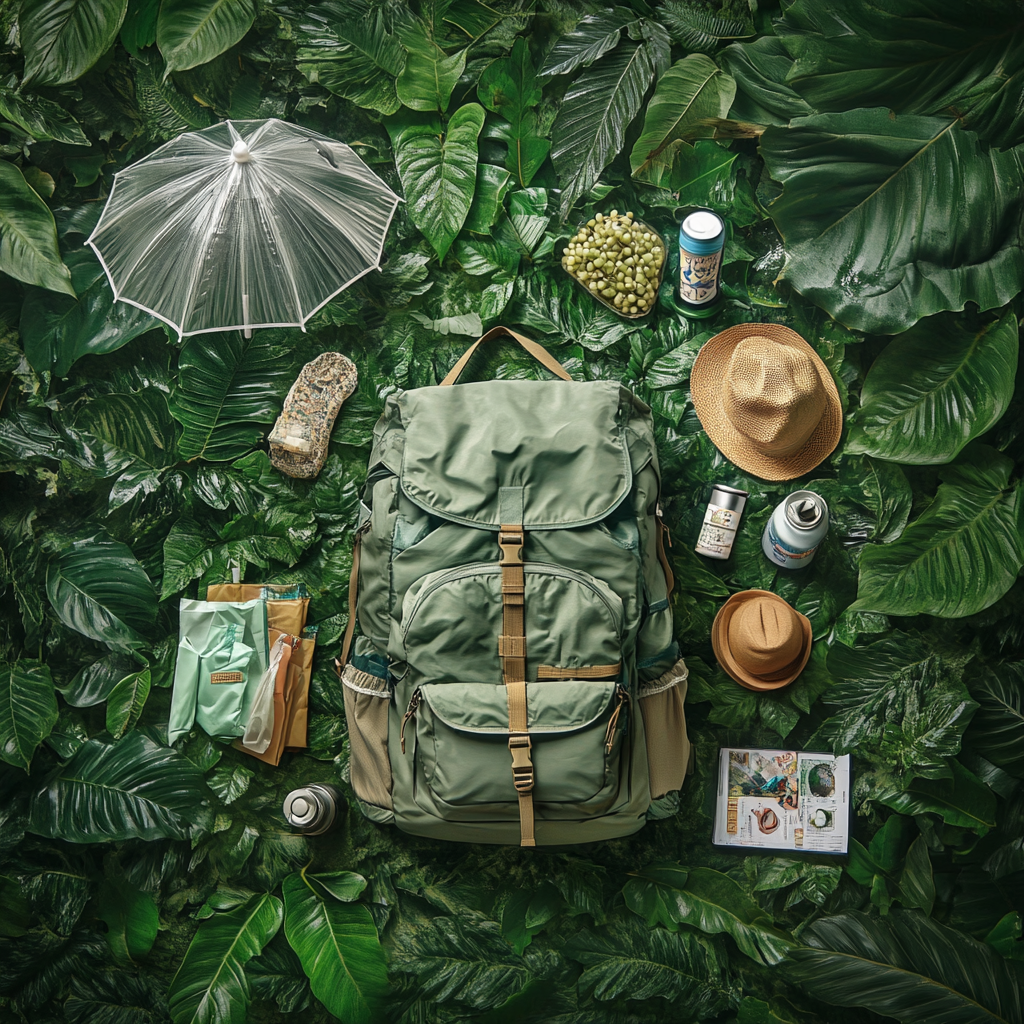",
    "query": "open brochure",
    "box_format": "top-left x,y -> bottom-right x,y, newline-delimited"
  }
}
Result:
712,747 -> 851,854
